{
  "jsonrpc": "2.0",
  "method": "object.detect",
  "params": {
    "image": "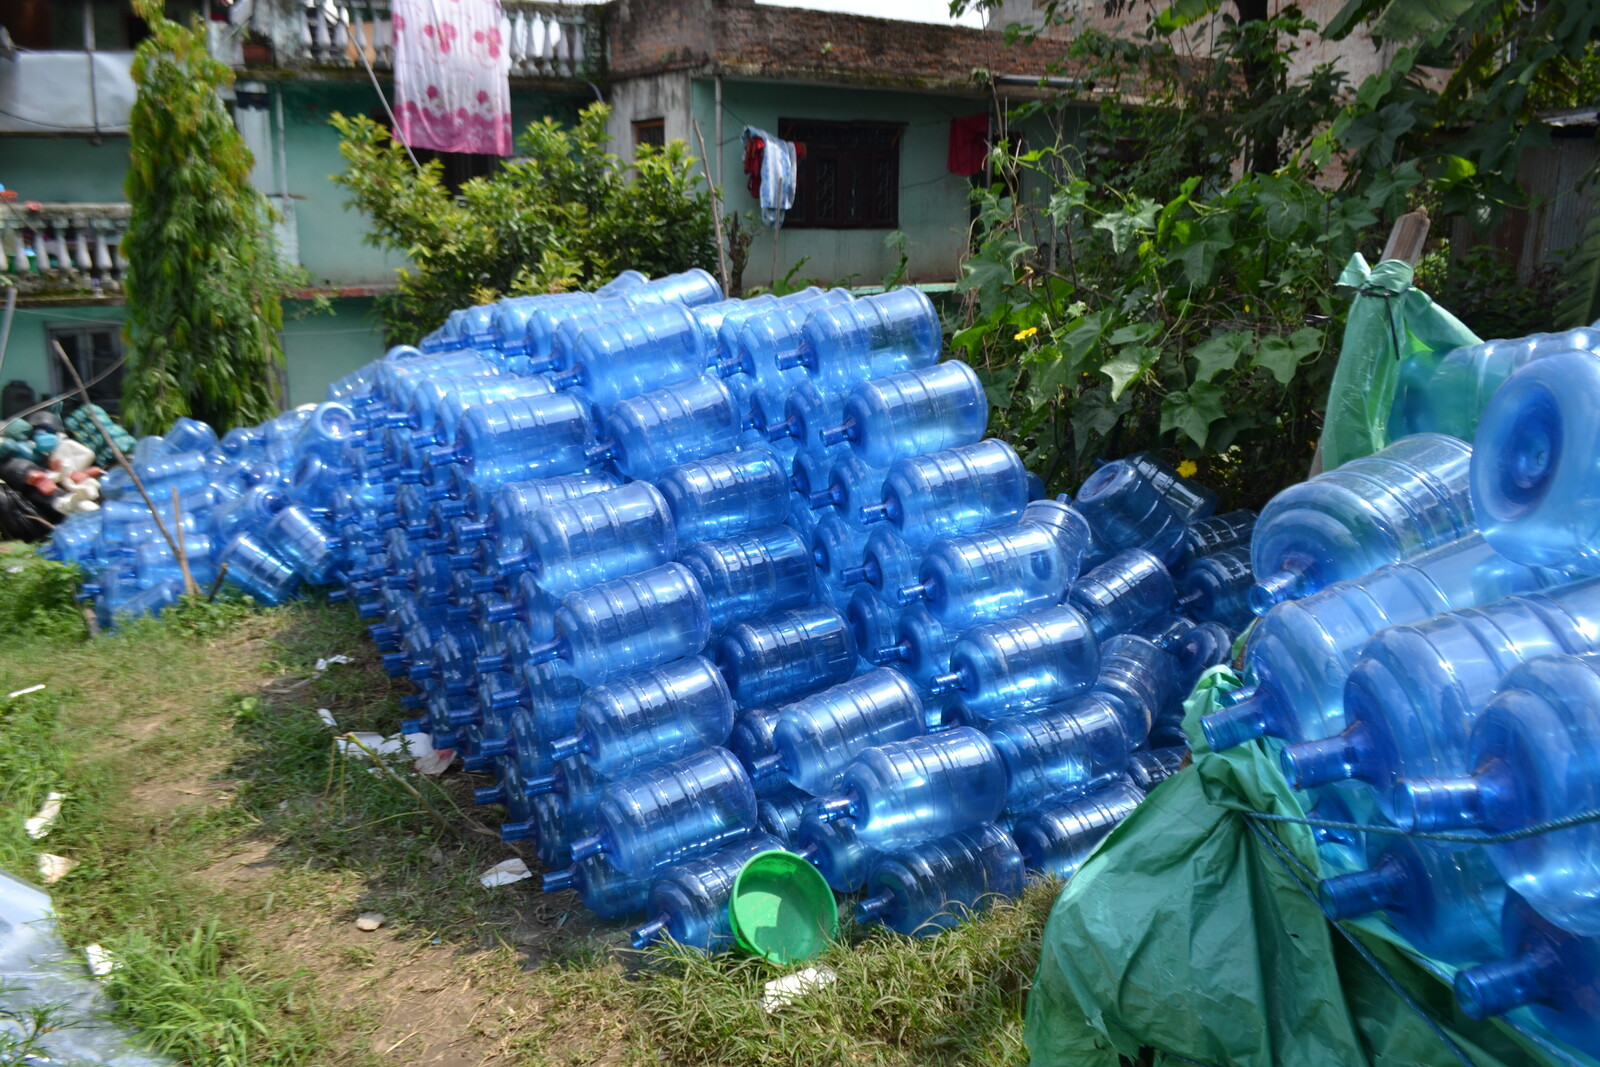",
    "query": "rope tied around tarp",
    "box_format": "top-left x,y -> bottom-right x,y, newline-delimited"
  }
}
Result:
1245,803 -> 1600,846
